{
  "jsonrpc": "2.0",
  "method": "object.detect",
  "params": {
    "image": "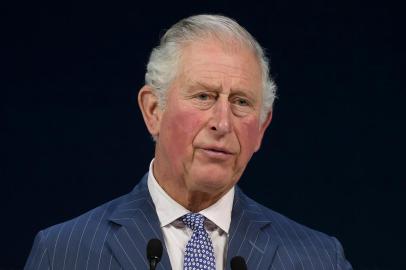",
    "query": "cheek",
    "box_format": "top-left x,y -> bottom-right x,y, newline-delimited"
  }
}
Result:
238,119 -> 261,155
161,107 -> 203,158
